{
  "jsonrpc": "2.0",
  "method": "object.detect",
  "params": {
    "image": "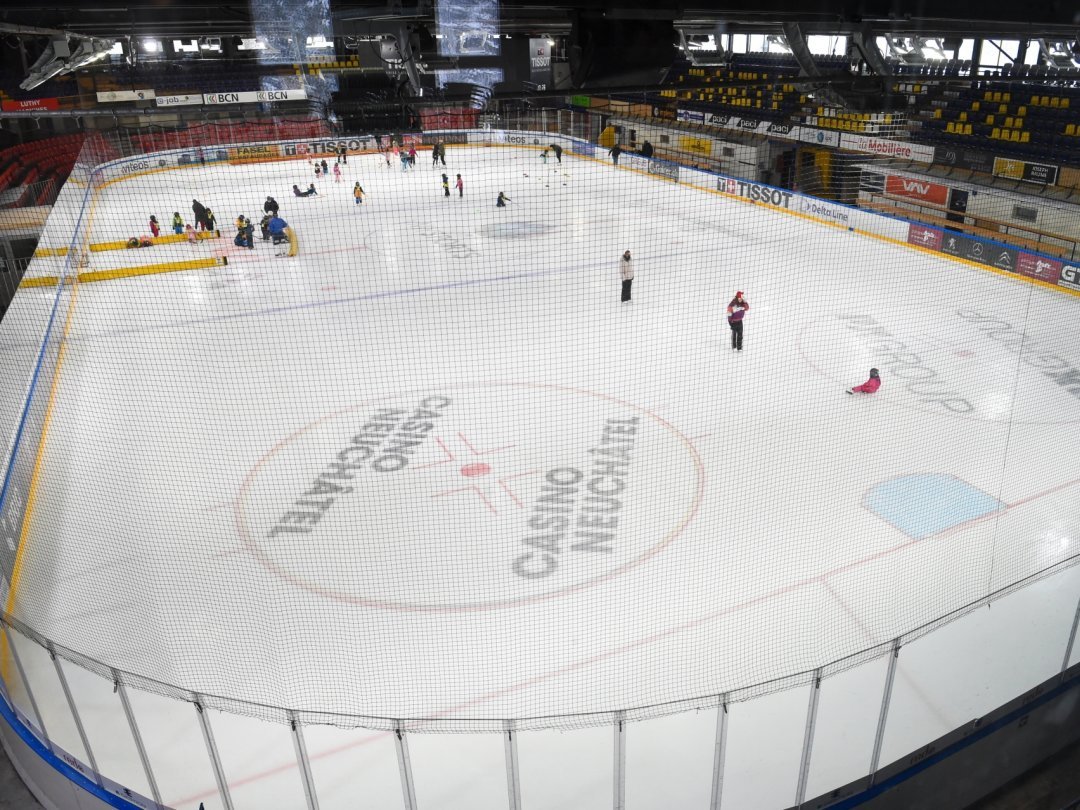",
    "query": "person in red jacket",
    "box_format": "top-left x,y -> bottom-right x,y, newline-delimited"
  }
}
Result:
848,368 -> 881,394
148,215 -> 160,237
